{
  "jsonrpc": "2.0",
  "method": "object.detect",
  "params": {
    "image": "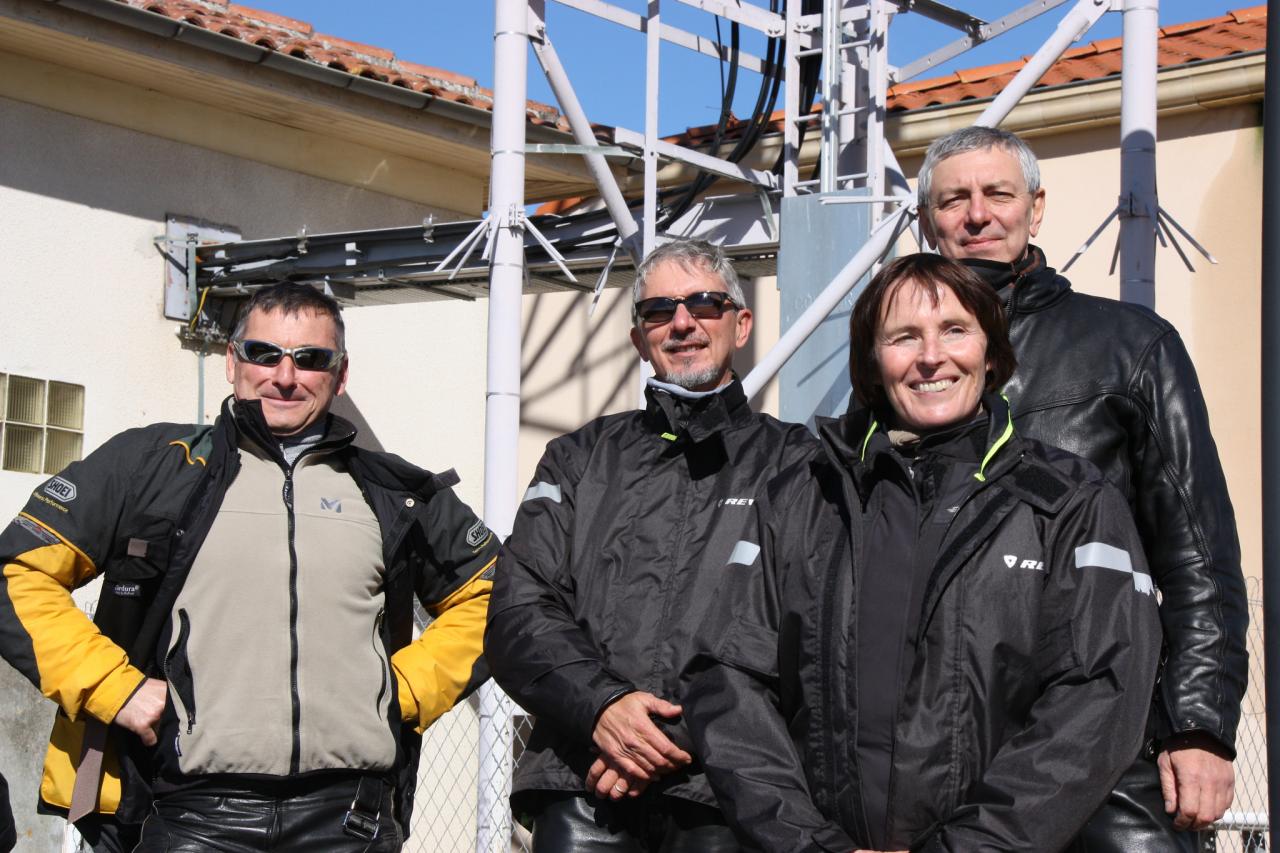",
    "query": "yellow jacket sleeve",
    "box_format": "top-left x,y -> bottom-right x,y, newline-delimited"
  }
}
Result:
390,558 -> 494,732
